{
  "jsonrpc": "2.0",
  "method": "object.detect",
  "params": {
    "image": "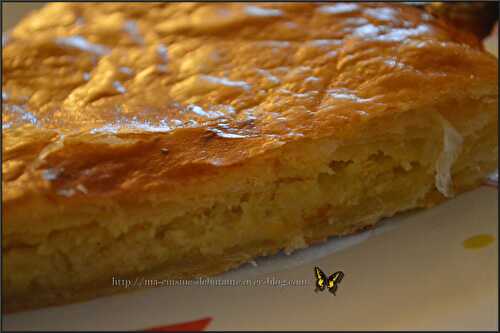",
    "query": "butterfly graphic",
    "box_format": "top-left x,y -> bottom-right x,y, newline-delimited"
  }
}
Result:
314,266 -> 344,295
